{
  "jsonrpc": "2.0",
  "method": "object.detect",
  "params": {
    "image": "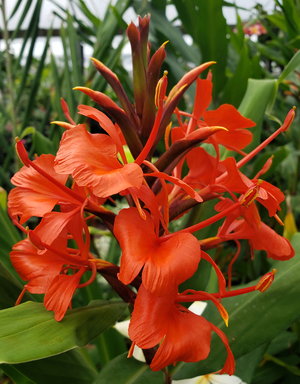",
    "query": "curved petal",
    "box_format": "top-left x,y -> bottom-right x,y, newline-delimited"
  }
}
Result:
54,125 -> 143,197
203,104 -> 255,150
8,154 -> 69,224
10,239 -> 64,294
44,268 -> 86,321
129,285 -> 212,372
